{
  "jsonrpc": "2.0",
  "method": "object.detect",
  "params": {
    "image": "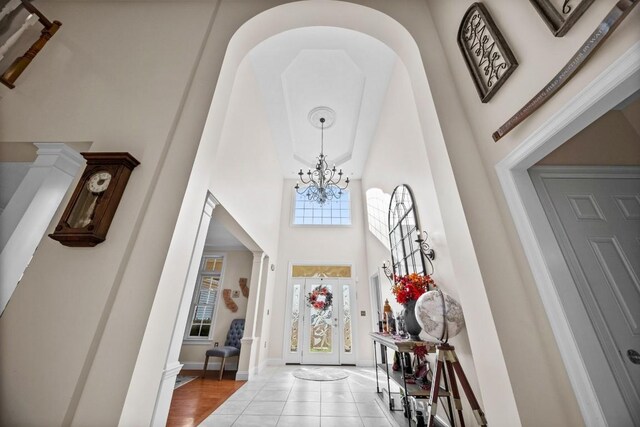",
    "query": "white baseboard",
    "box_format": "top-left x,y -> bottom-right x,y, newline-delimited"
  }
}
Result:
256,359 -> 267,374
266,358 -> 285,366
181,361 -> 238,371
236,371 -> 249,381
356,360 -> 374,367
